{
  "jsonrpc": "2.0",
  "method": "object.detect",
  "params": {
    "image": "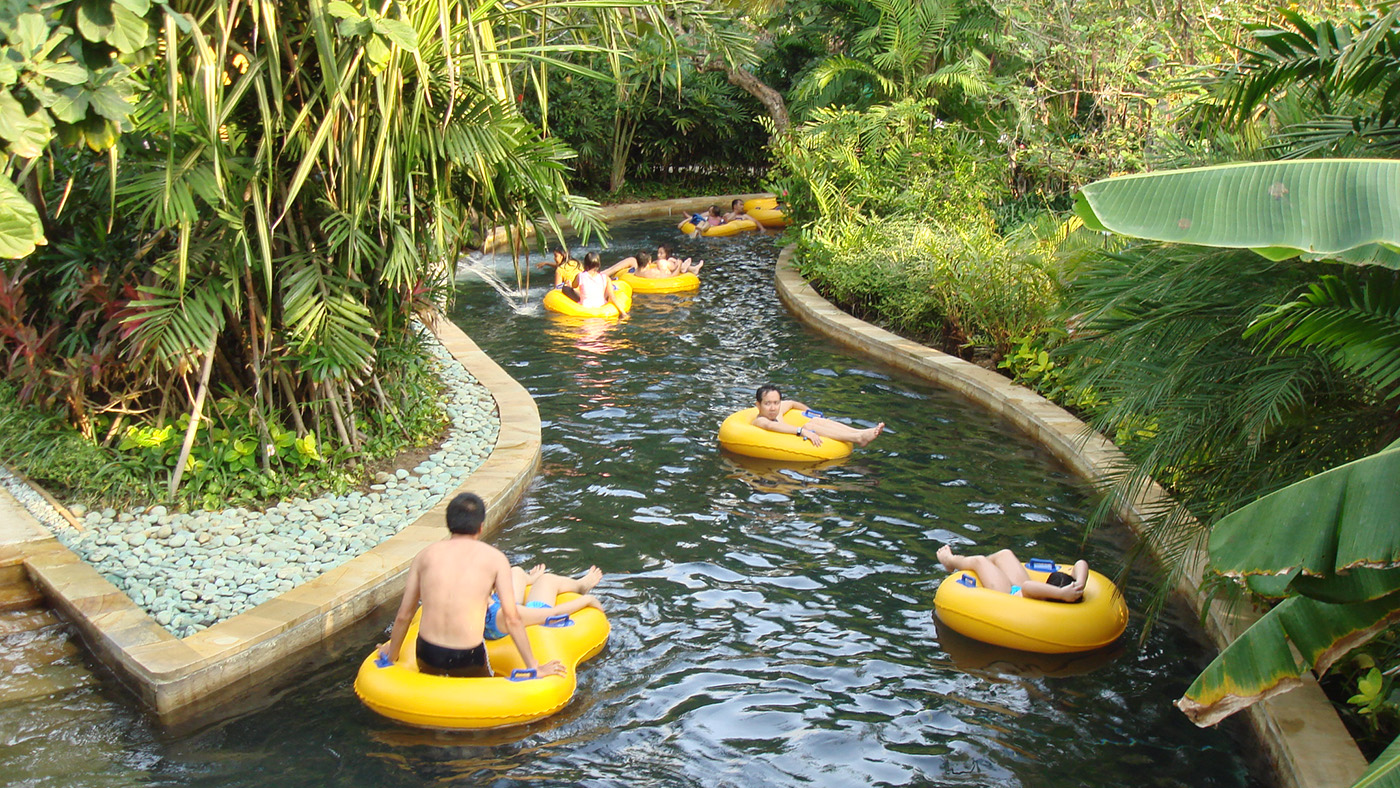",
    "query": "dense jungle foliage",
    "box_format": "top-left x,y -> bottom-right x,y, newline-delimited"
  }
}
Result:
0,0 -> 702,508
739,0 -> 1399,777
